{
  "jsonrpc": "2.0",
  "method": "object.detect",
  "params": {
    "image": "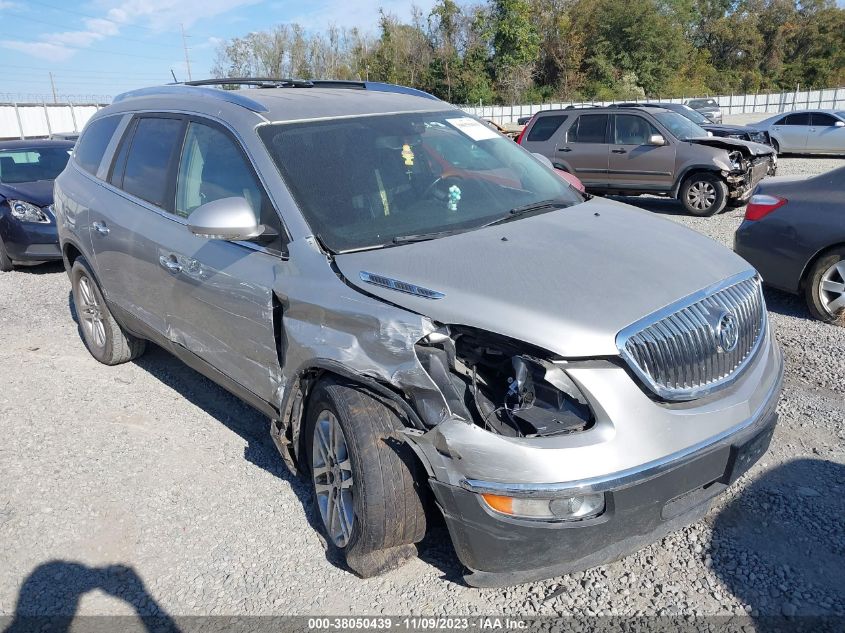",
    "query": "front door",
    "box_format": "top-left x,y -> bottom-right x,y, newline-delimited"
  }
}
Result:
808,113 -> 845,153
160,118 -> 288,404
556,113 -> 609,188
608,114 -> 677,191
